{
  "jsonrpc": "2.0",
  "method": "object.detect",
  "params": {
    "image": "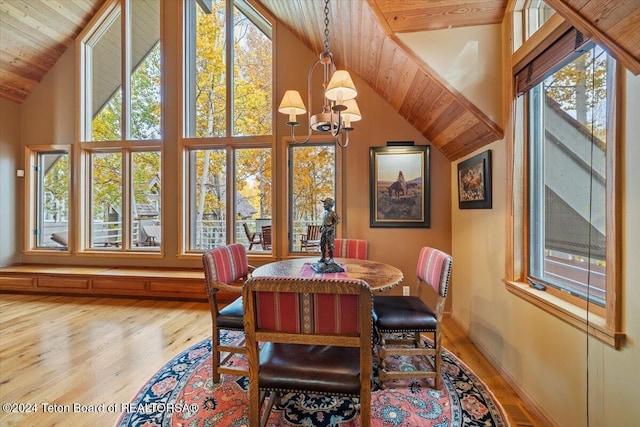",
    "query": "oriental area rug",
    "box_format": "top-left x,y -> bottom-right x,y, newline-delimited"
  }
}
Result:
117,332 -> 509,427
